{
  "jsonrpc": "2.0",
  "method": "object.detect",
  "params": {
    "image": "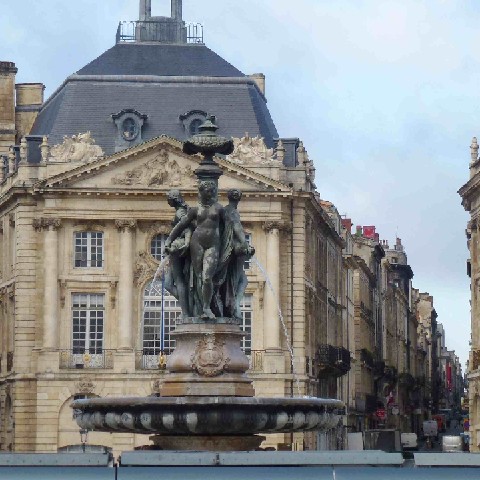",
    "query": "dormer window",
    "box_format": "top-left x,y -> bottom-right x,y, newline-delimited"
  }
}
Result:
112,109 -> 148,152
180,110 -> 207,138
122,118 -> 138,141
